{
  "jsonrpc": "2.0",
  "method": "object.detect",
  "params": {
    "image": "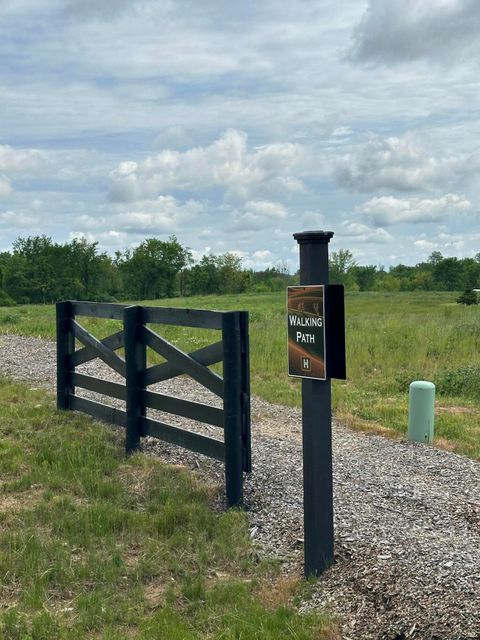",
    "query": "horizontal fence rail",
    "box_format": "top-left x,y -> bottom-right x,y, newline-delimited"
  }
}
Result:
56,301 -> 251,507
